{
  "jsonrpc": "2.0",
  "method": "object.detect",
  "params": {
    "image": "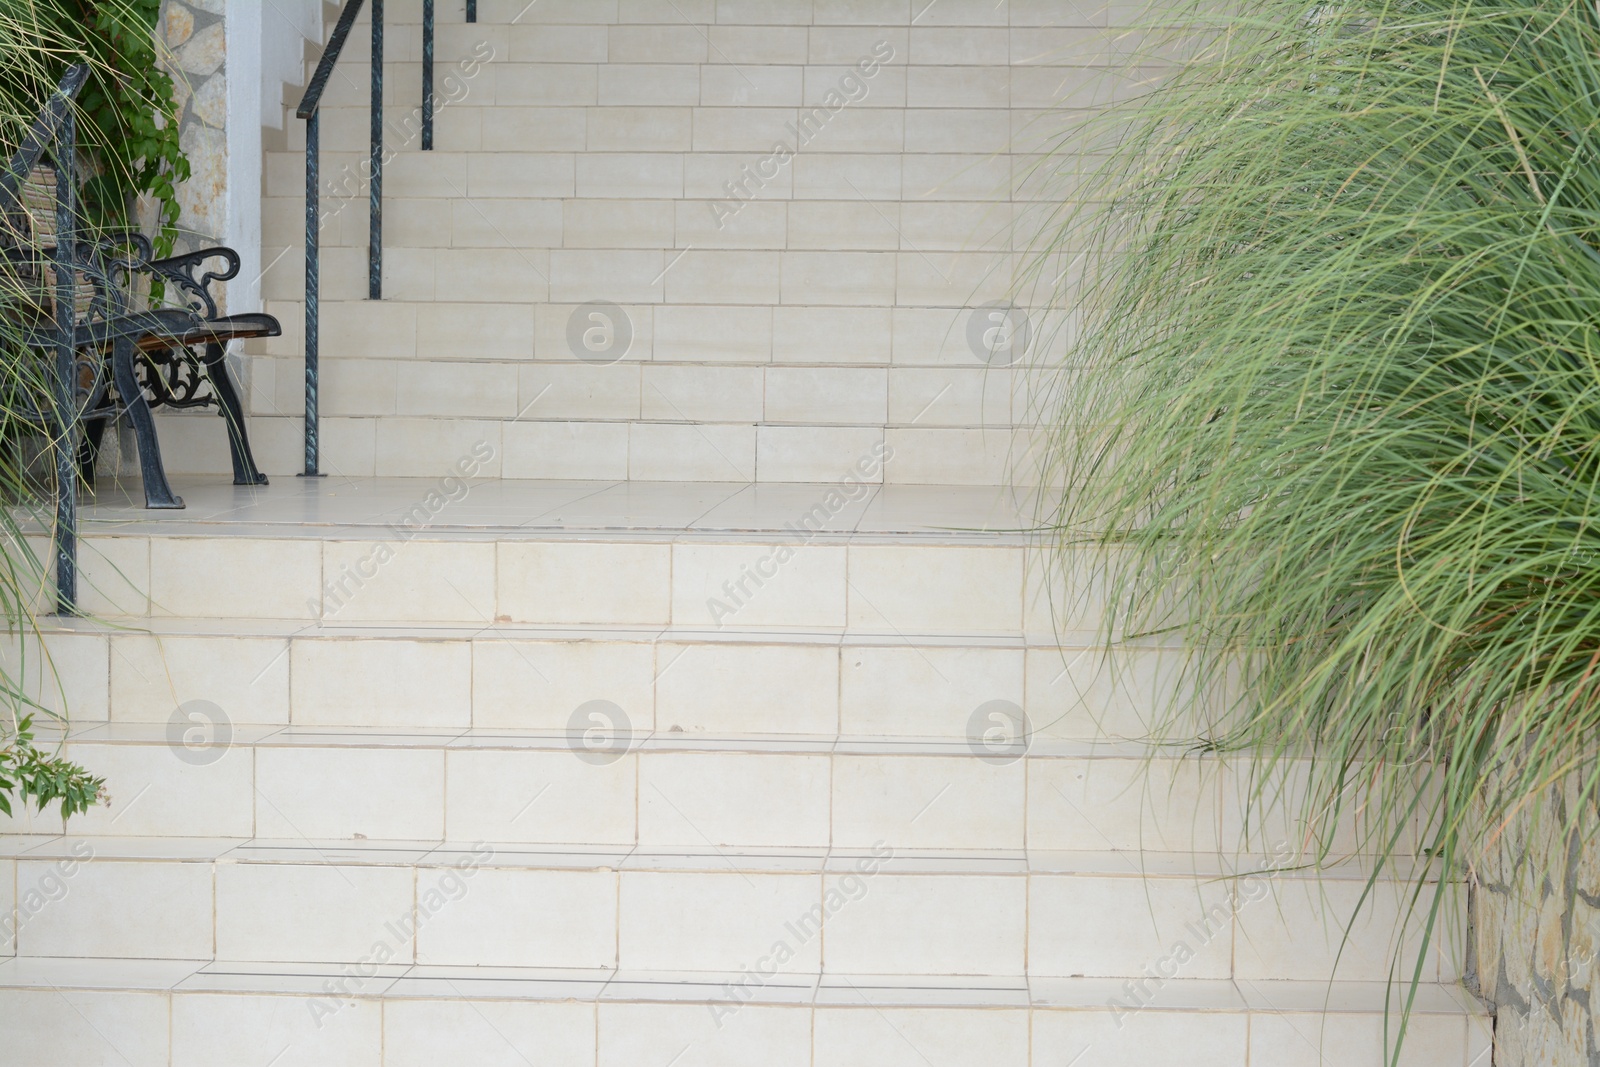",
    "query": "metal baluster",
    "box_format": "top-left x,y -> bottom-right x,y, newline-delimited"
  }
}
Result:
466,0 -> 476,23
369,0 -> 383,299
422,0 -> 434,151
303,109 -> 320,477
51,113 -> 76,613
